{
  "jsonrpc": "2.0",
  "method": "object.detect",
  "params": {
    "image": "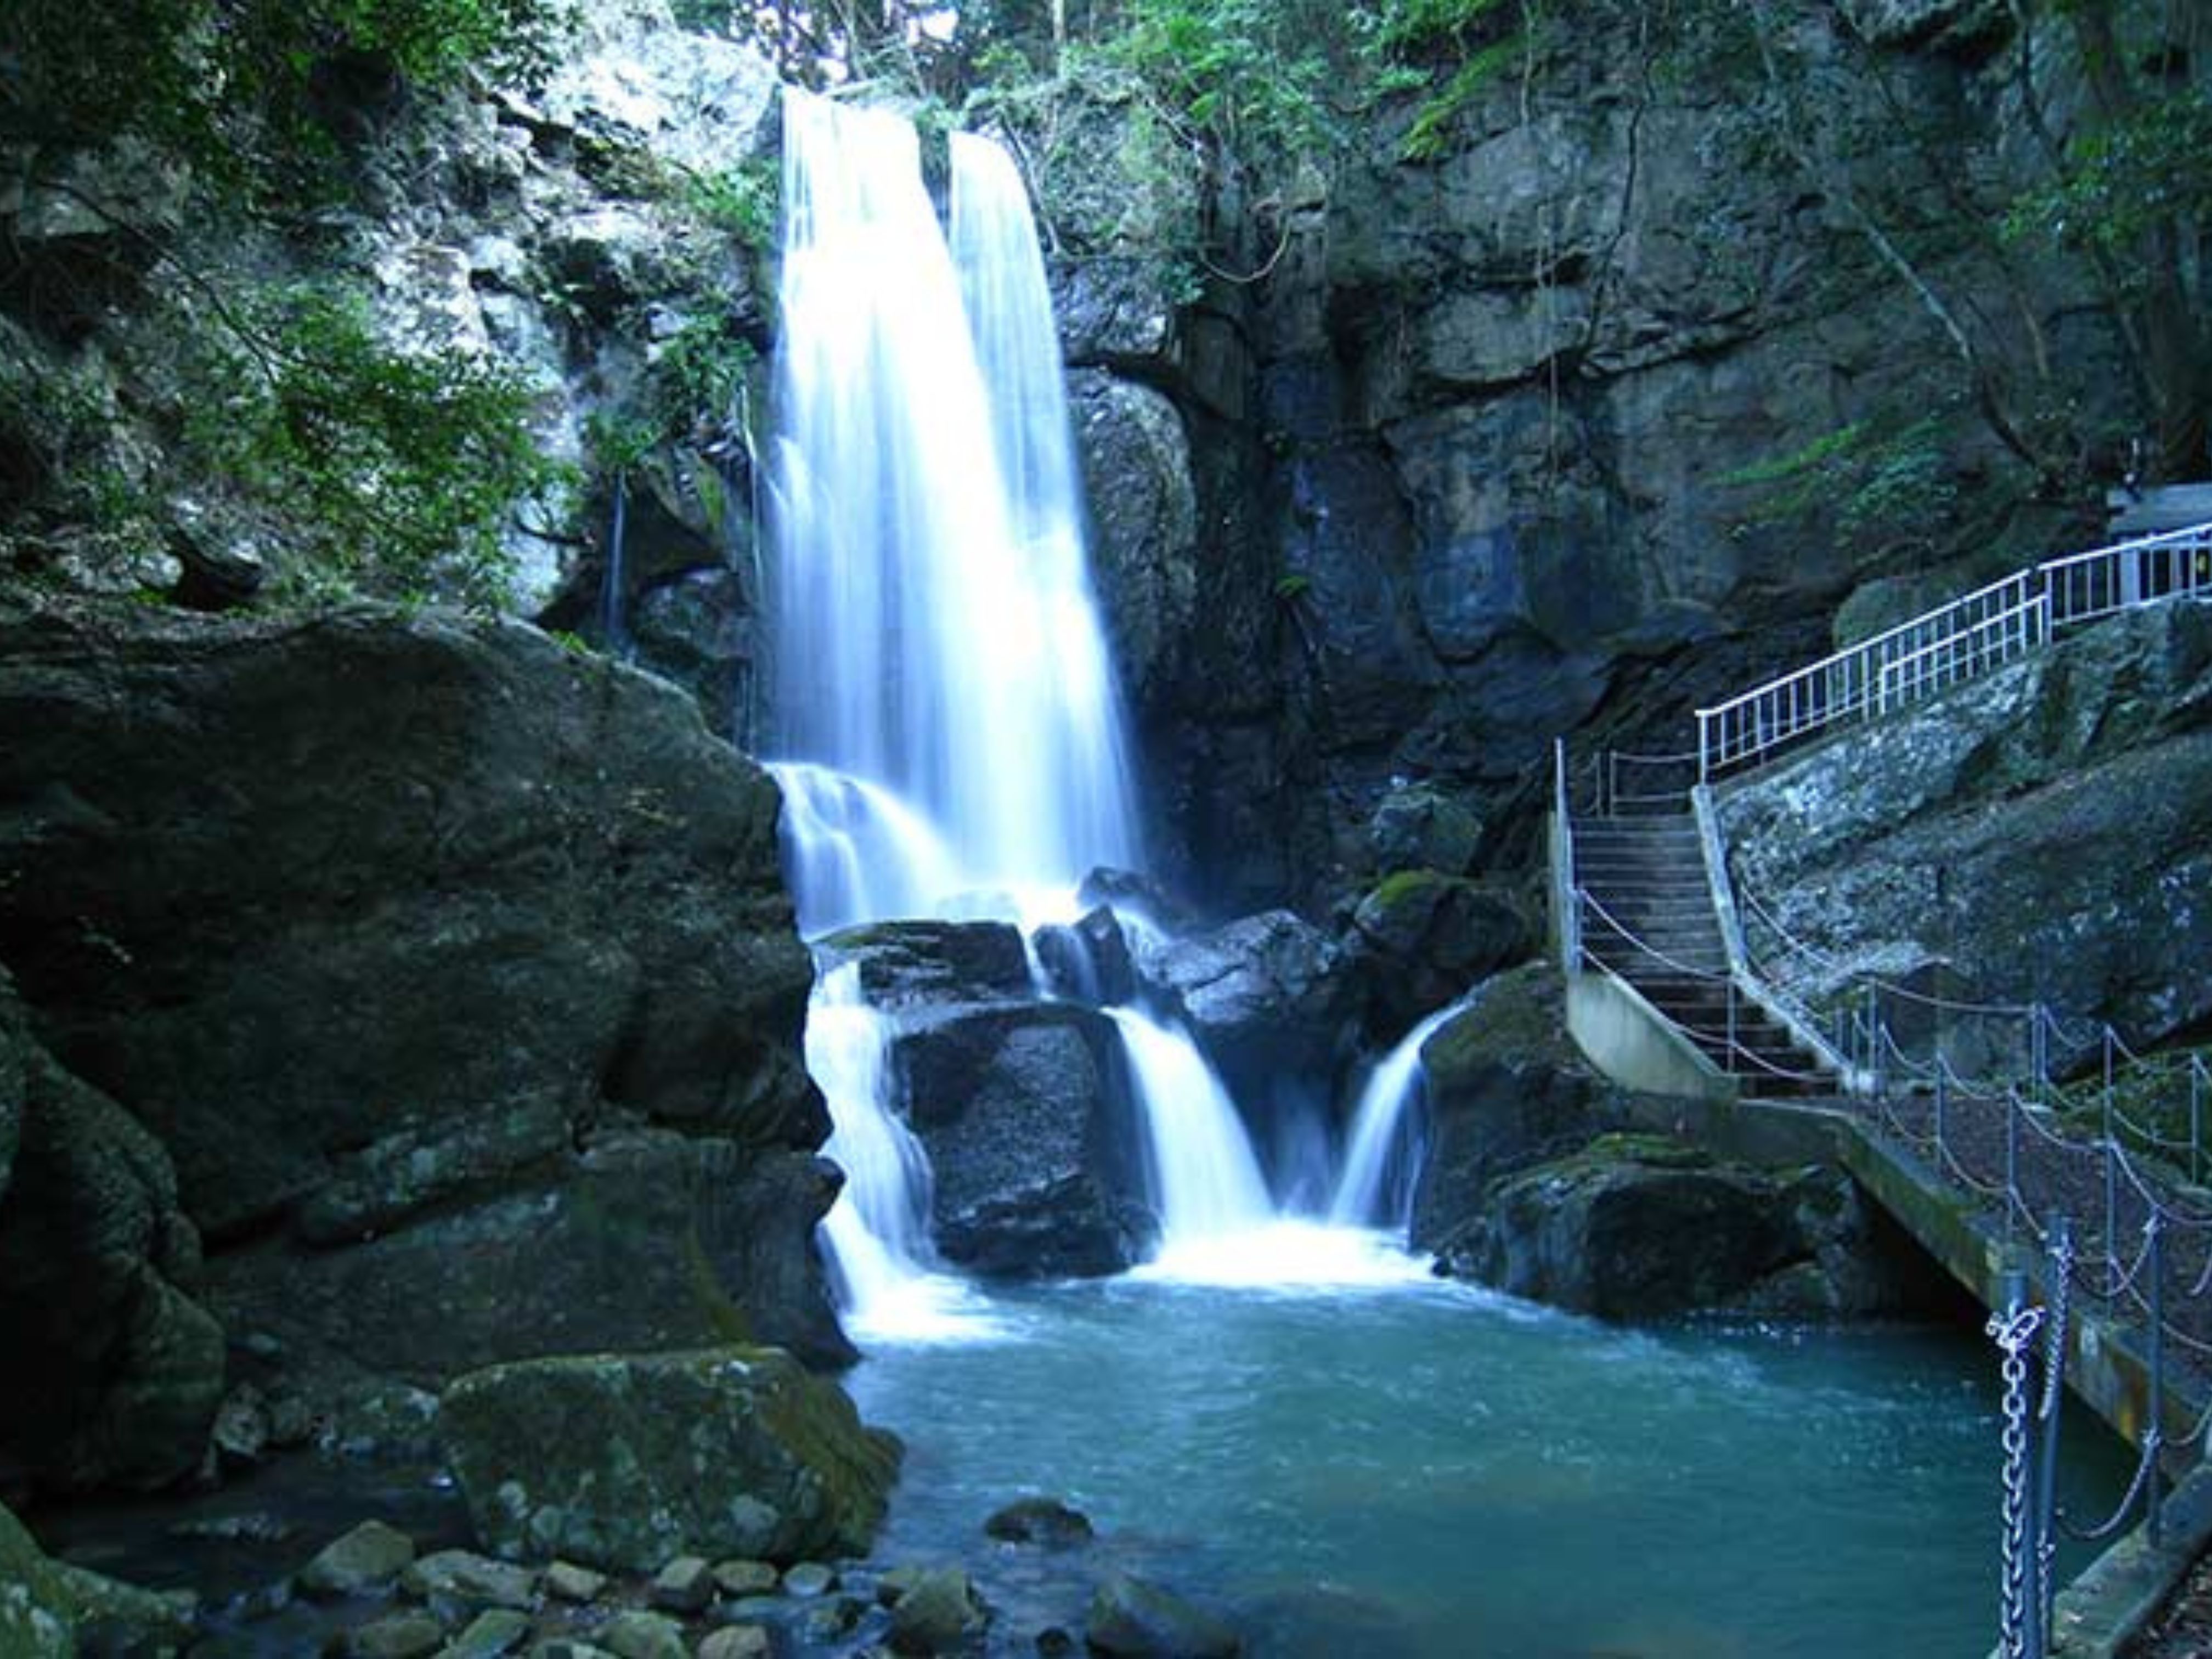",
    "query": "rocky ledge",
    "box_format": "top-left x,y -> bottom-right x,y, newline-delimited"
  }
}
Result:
0,597 -> 843,1496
